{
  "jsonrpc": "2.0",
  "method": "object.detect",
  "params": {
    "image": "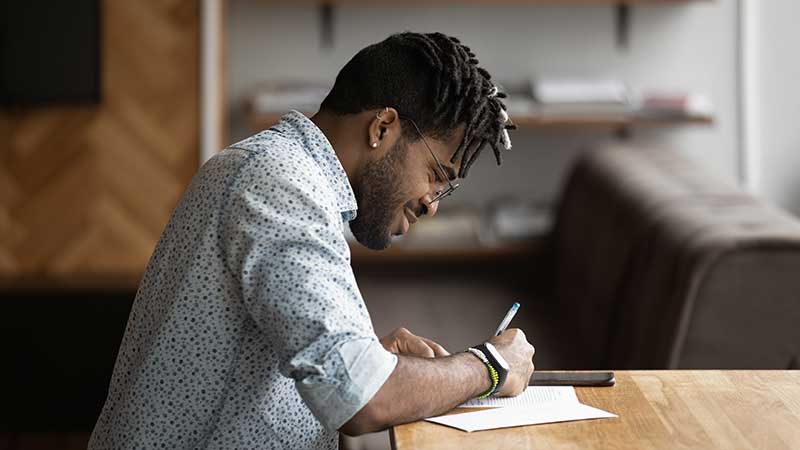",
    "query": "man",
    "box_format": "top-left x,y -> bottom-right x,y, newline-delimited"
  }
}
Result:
89,32 -> 535,449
